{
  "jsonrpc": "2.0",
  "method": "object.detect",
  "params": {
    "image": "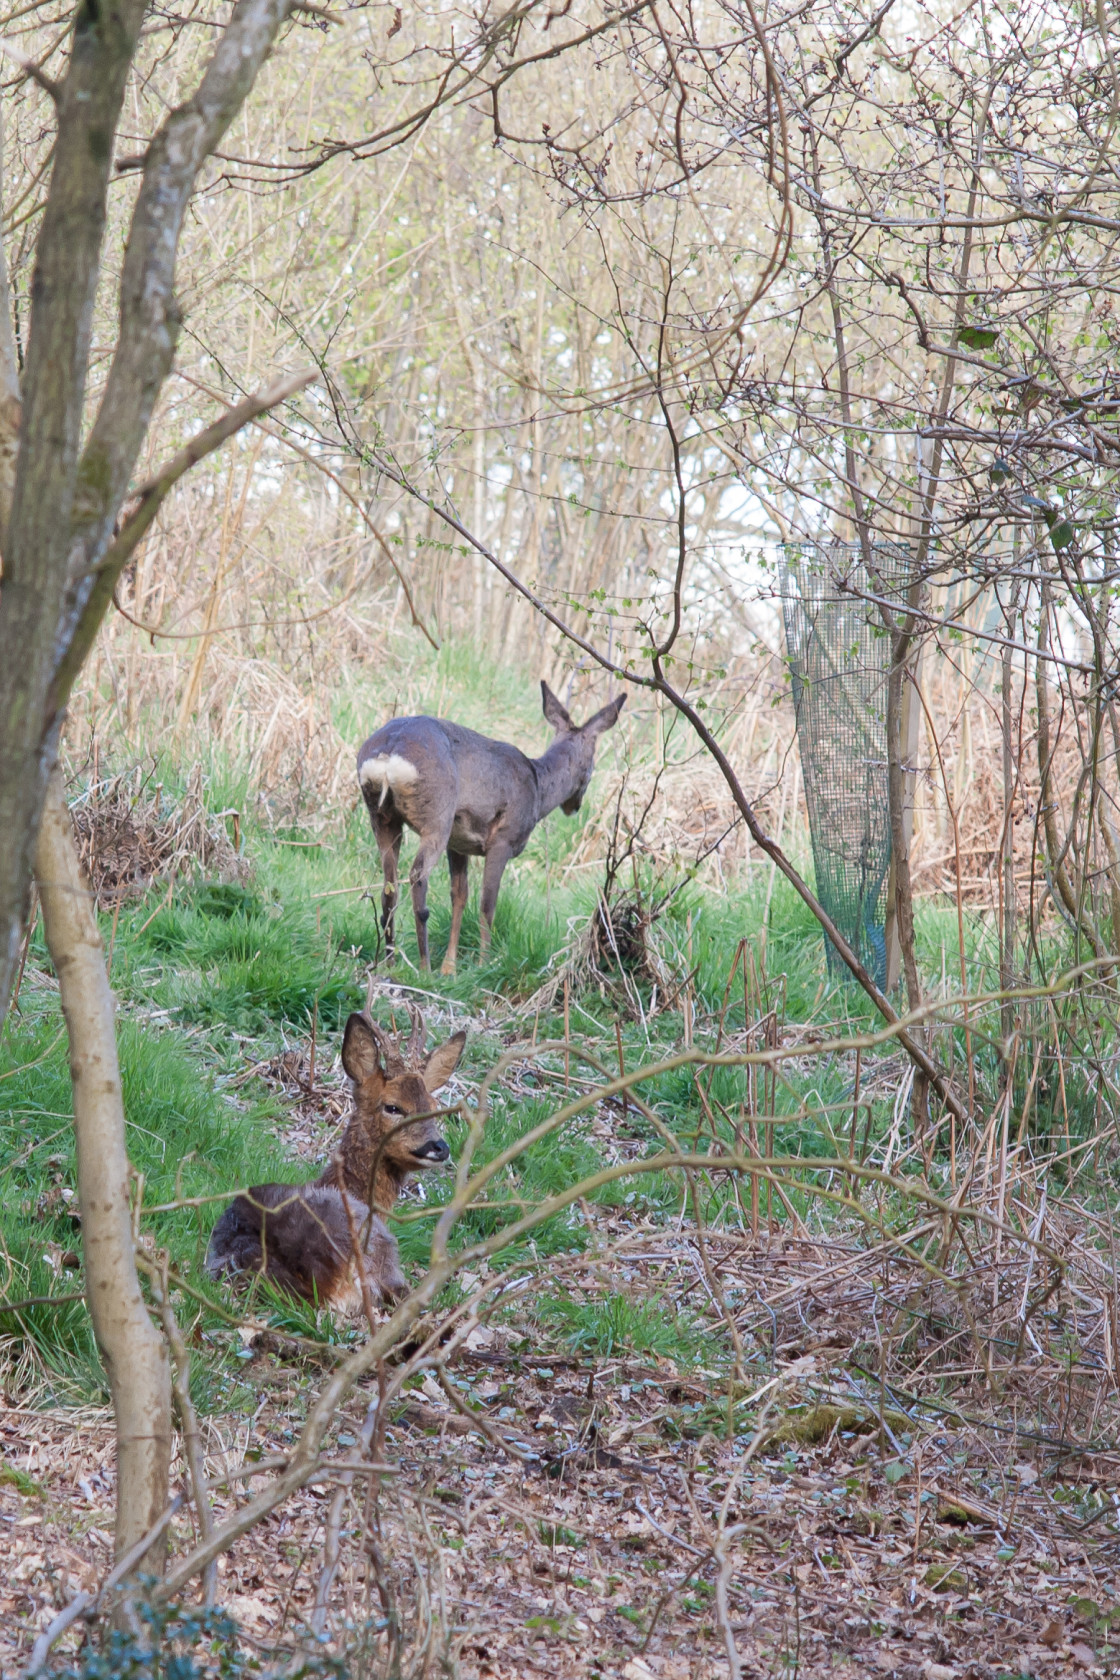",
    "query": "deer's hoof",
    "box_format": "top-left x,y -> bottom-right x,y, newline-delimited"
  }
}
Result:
439,958 -> 457,976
